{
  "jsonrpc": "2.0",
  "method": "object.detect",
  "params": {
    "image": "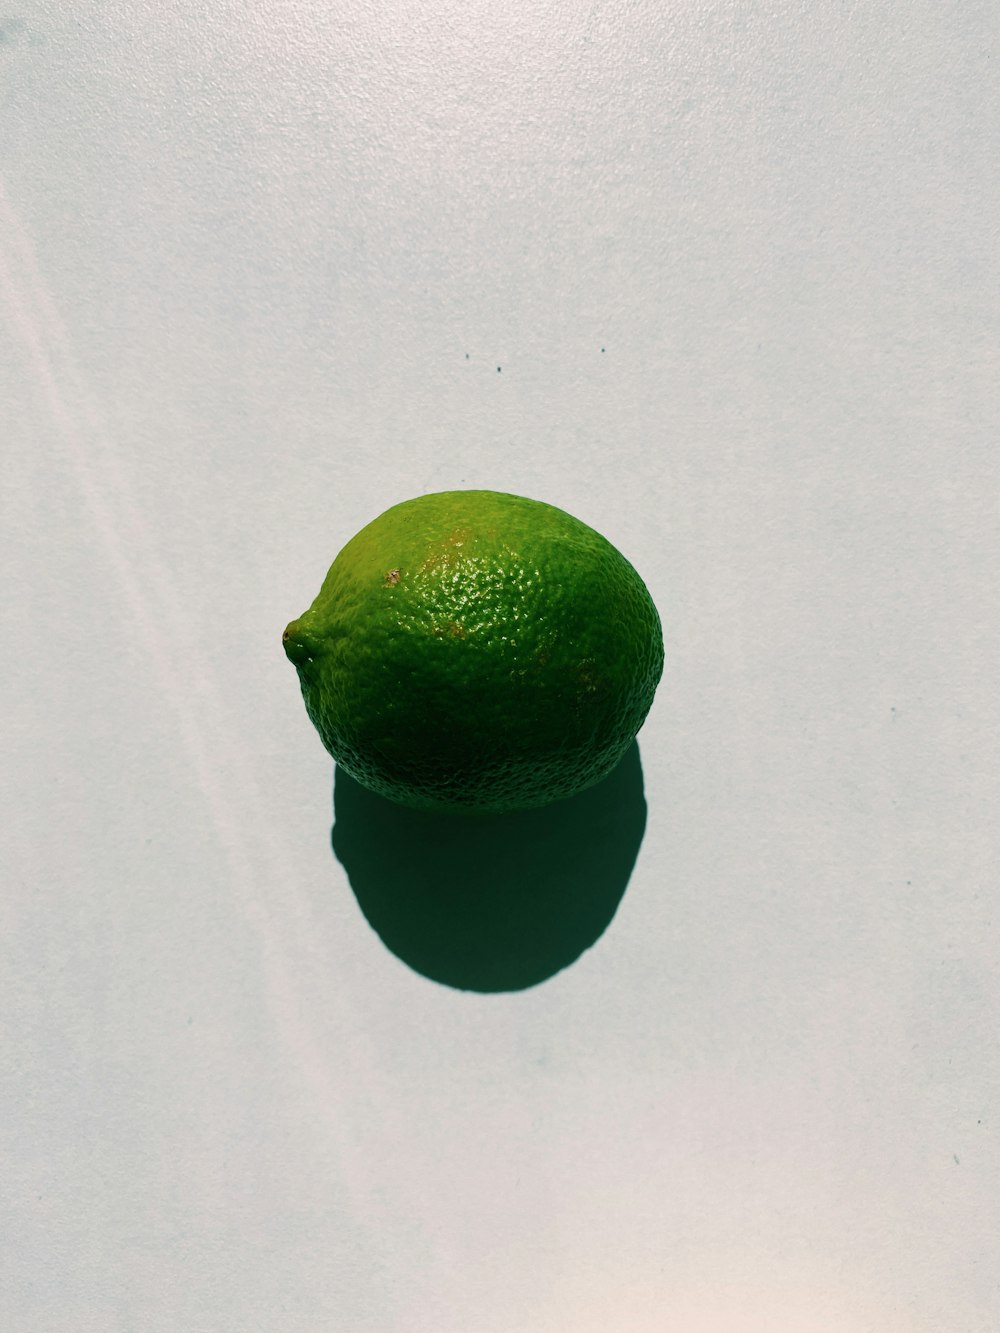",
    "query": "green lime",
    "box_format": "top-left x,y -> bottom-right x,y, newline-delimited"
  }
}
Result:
283,490 -> 663,814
